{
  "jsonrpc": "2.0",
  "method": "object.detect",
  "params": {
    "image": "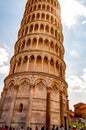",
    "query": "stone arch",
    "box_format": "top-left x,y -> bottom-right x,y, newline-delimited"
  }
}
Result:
32,13 -> 35,21
33,5 -> 36,10
31,79 -> 47,117
56,61 -> 59,76
46,14 -> 49,21
50,81 -> 60,102
30,6 -> 33,12
40,24 -> 44,31
36,13 -> 40,20
19,77 -> 30,85
19,55 -> 27,72
29,24 -> 33,32
44,39 -> 49,51
16,57 -> 22,72
52,83 -> 59,94
7,80 -> 15,95
23,55 -> 28,63
51,16 -> 54,23
21,39 -> 25,50
50,58 -> 54,74
51,7 -> 53,13
21,29 -> 24,37
41,13 -> 45,20
38,37 -> 43,49
50,58 -> 54,66
35,81 -> 46,91
44,56 -> 48,64
8,80 -> 15,89
38,4 -> 41,10
27,15 -> 31,22
36,55 -> 42,71
45,25 -> 49,33
37,55 -> 42,63
22,56 -> 28,71
34,24 -> 39,31
43,56 -> 49,73
47,5 -> 50,11
20,78 -> 30,86
35,78 -> 47,90
25,26 -> 28,35
32,37 -> 37,48
42,4 -> 46,10
29,55 -> 35,71
18,78 -> 30,95
50,81 -> 60,90
27,38 -> 31,48
51,27 -> 54,35
18,57 -> 22,66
